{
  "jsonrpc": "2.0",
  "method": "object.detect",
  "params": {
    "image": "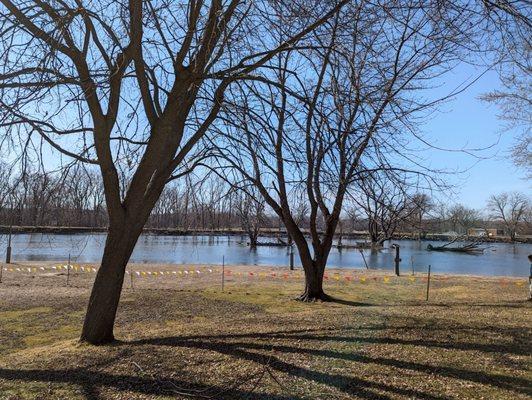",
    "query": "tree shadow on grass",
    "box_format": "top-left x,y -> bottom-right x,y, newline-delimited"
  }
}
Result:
162,322 -> 532,358
126,336 -> 450,399
242,331 -> 532,357
2,325 -> 530,399
127,331 -> 532,399
326,297 -> 374,307
0,368 -> 301,400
